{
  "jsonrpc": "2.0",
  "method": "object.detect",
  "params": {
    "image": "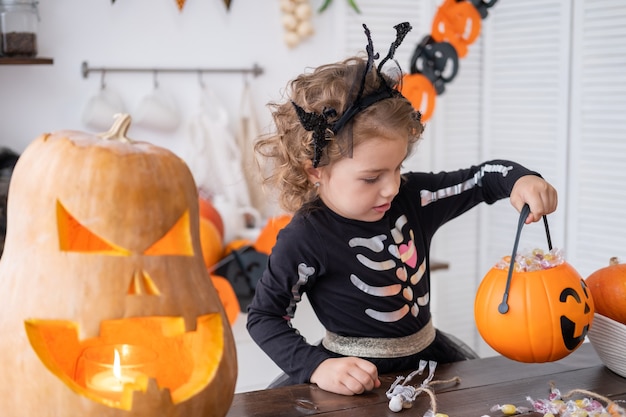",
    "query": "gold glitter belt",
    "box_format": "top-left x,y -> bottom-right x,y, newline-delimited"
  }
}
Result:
322,318 -> 436,358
